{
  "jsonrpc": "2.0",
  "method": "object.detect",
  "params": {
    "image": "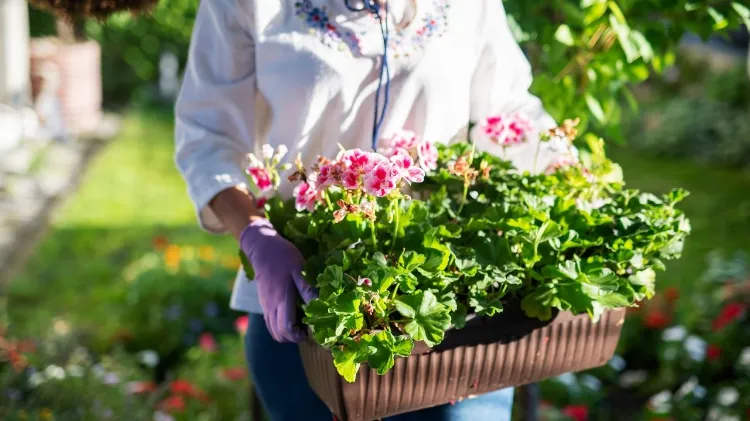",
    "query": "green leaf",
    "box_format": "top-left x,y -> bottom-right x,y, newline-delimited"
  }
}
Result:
422,230 -> 453,272
707,7 -> 728,30
733,2 -> 750,28
303,300 -> 339,346
368,331 -> 414,375
239,250 -> 254,280
399,251 -> 426,272
554,24 -> 575,46
334,291 -> 365,332
332,339 -> 372,383
541,260 -> 580,281
317,266 -> 344,289
521,284 -> 560,321
585,93 -> 606,124
394,291 -> 452,347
